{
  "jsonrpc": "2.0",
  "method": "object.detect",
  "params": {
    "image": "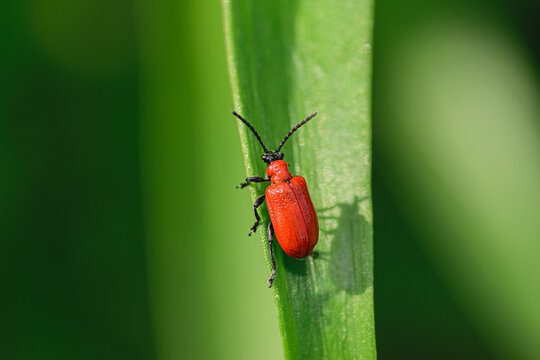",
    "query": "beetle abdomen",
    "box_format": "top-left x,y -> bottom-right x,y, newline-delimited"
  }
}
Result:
265,176 -> 319,259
